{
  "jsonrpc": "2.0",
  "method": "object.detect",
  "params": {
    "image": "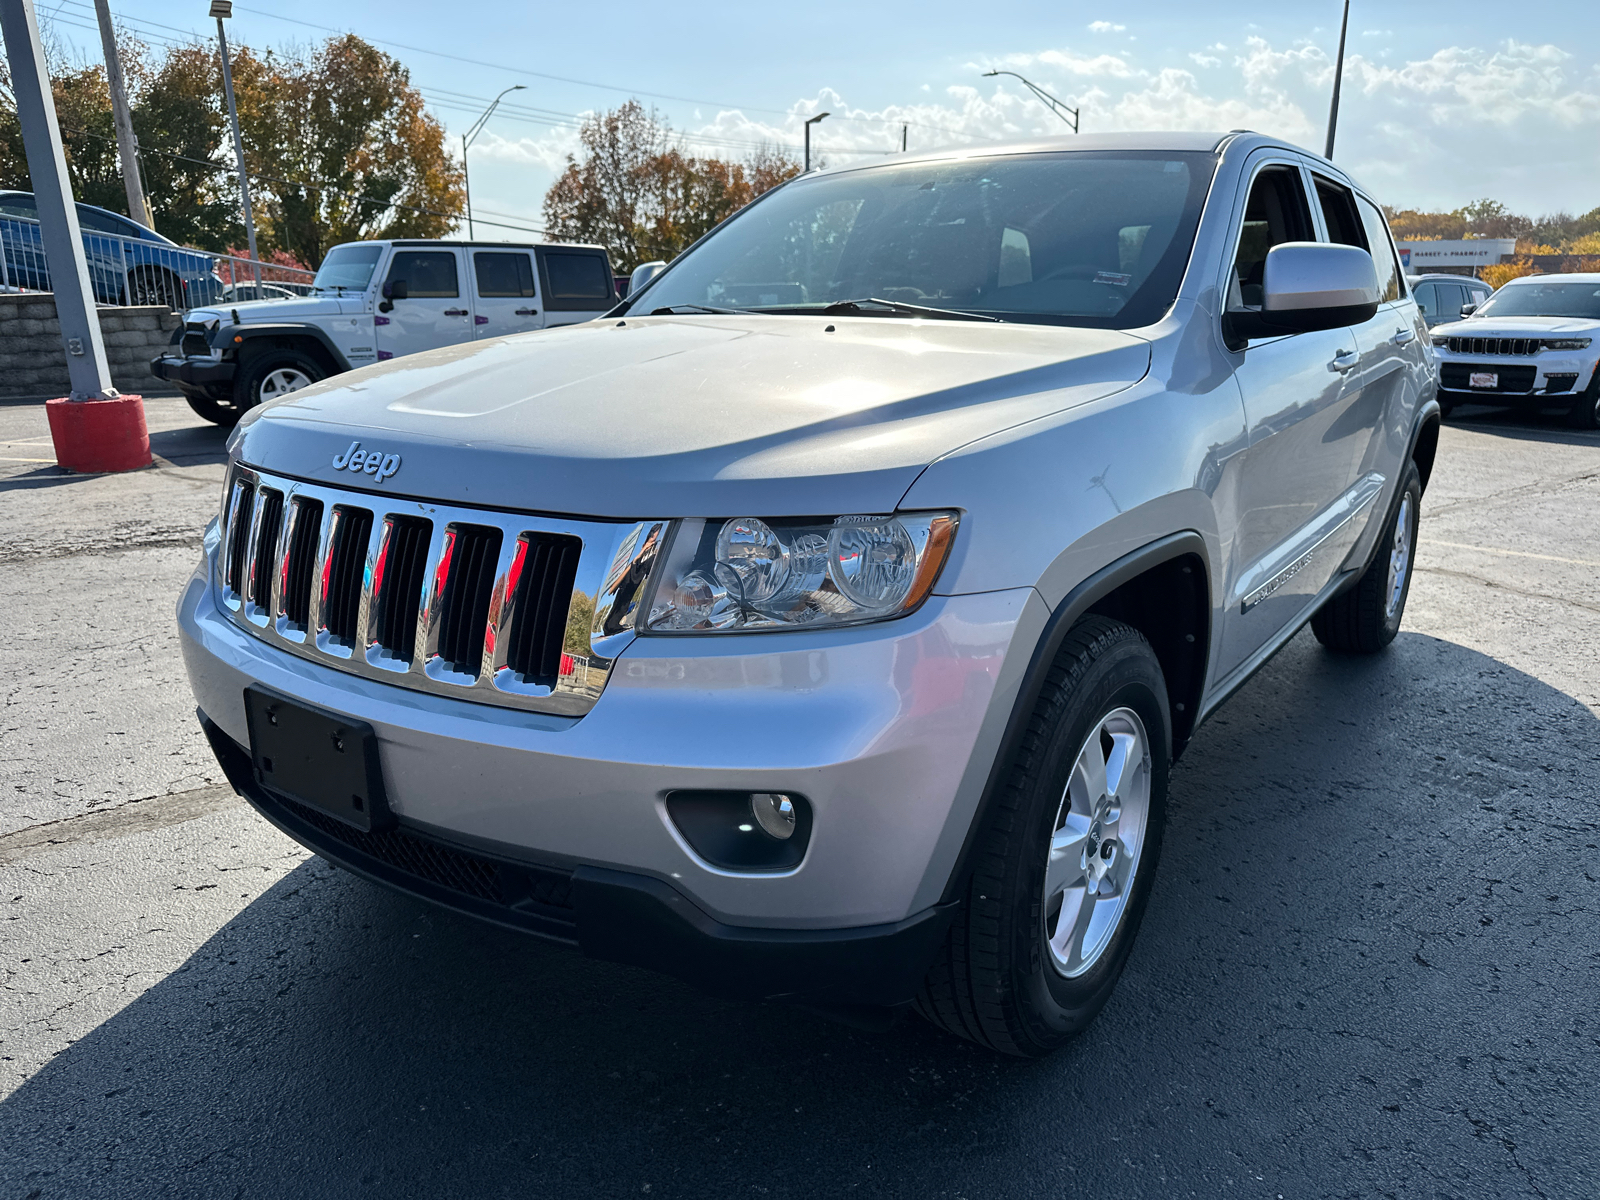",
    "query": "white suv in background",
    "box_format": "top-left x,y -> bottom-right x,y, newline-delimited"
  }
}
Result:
153,239 -> 618,425
1430,273 -> 1600,426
